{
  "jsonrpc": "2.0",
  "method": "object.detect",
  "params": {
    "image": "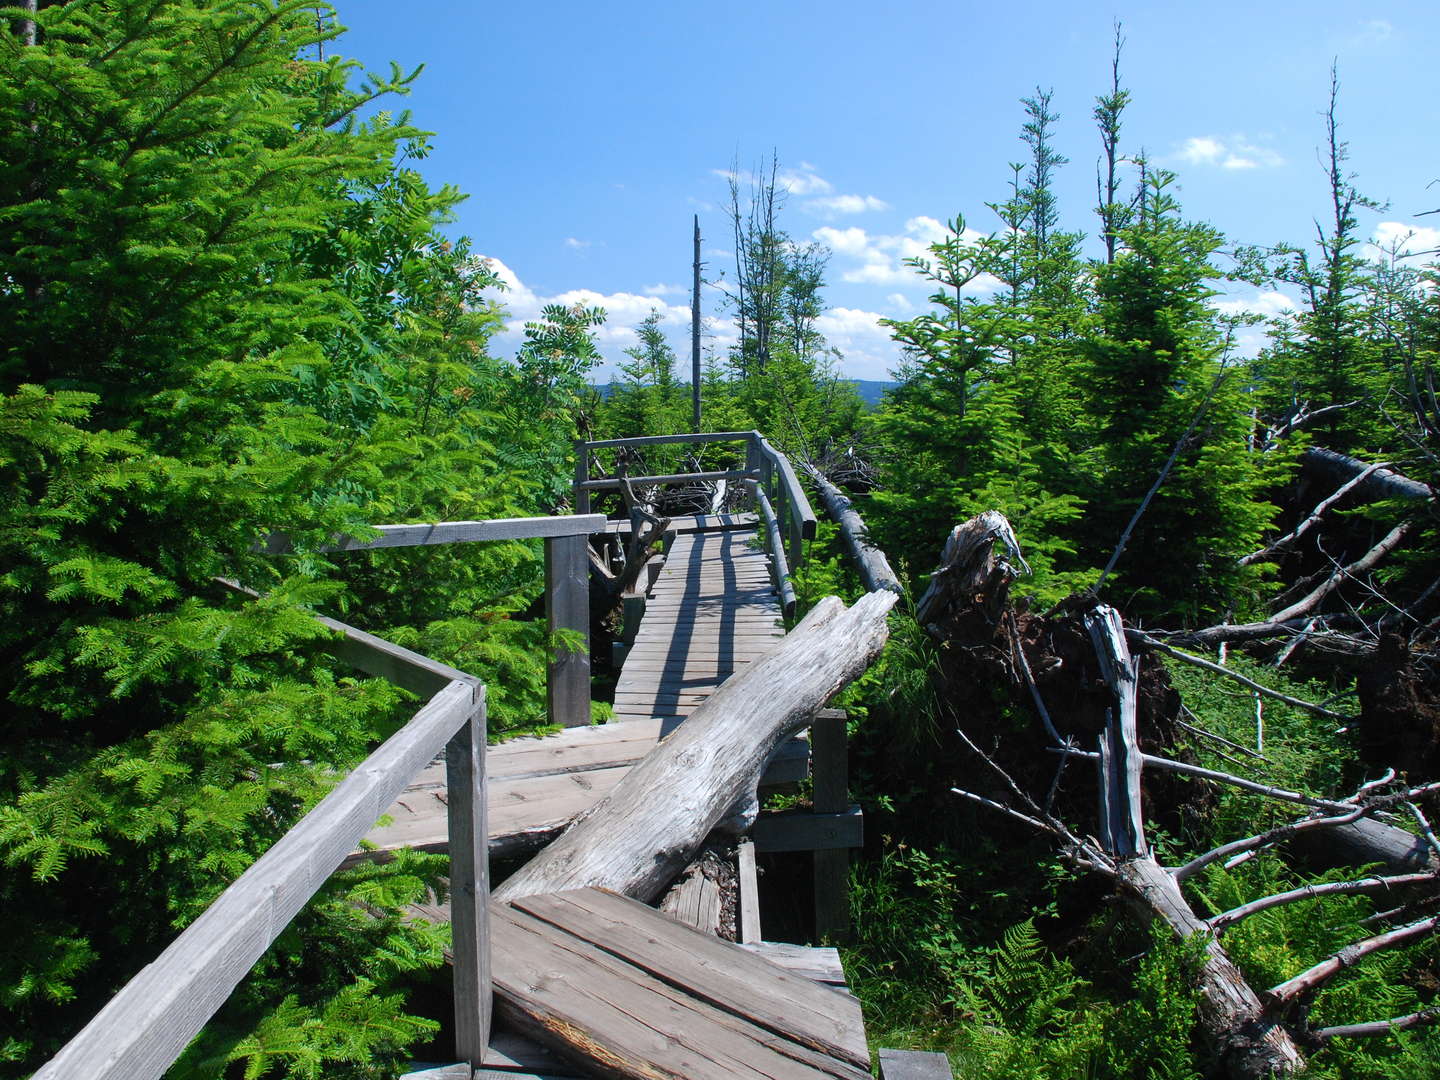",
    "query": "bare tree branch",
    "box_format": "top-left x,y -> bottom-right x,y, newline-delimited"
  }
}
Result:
1128,632 -> 1352,722
1315,1006 -> 1440,1041
1239,462 -> 1390,566
1267,915 -> 1440,1006
1208,873 -> 1437,933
